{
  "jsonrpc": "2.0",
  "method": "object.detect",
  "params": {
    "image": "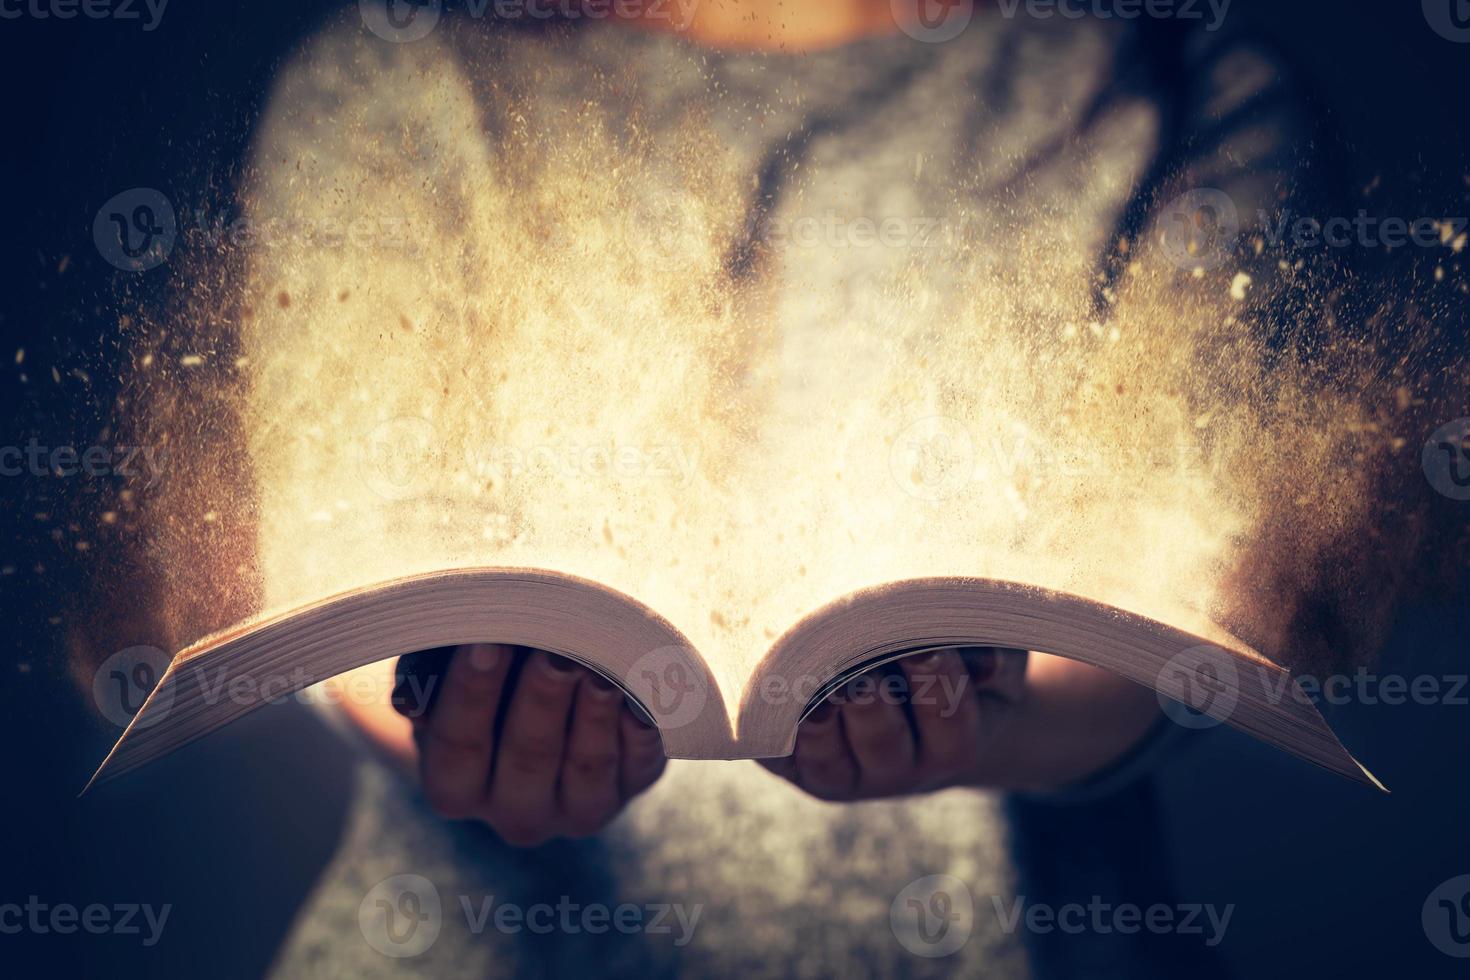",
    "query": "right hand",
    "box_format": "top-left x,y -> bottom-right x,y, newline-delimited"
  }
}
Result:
392,644 -> 667,846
